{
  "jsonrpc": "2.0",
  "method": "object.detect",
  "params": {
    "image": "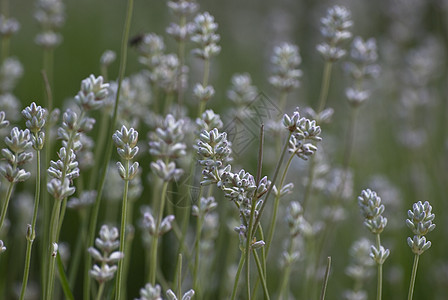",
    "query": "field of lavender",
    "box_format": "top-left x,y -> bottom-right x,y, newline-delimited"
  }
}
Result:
0,0 -> 447,299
